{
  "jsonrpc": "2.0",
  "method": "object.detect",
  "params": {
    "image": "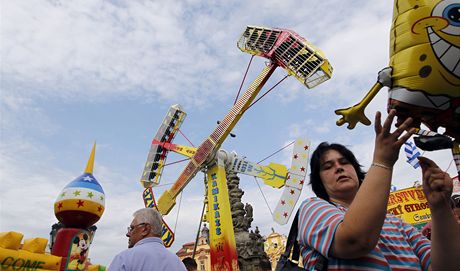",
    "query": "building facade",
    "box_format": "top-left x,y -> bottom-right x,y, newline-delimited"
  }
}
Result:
176,224 -> 211,271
